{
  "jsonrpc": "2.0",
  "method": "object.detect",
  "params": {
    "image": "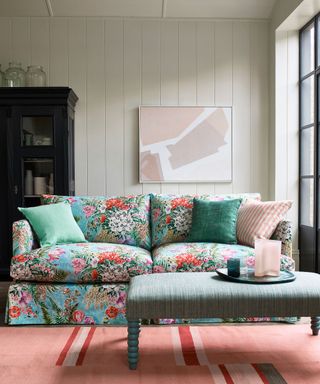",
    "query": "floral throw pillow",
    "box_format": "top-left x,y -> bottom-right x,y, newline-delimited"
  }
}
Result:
41,194 -> 151,250
150,193 -> 261,248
